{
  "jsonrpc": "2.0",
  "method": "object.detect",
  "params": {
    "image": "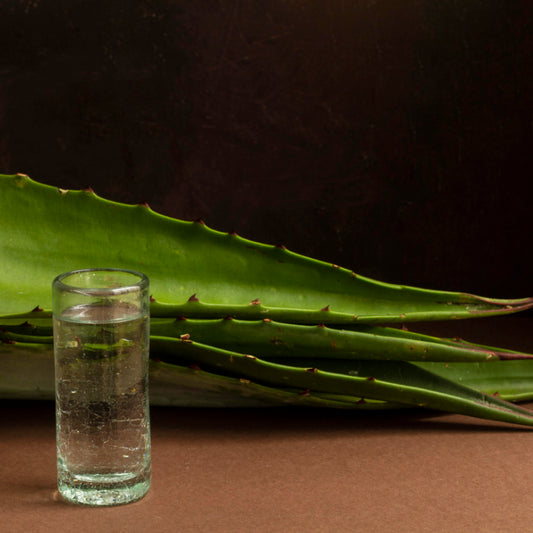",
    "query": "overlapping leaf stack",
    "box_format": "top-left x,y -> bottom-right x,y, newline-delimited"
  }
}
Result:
1,174 -> 533,426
